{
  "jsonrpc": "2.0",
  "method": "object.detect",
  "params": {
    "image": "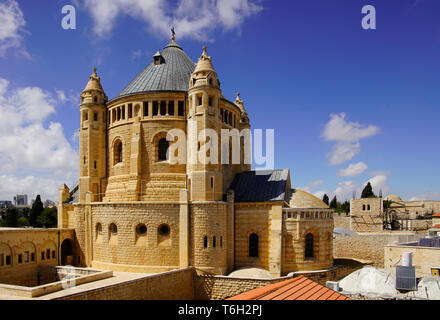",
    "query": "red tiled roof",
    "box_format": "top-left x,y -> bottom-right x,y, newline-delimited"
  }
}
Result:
432,224 -> 440,229
226,275 -> 350,301
433,213 -> 440,217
